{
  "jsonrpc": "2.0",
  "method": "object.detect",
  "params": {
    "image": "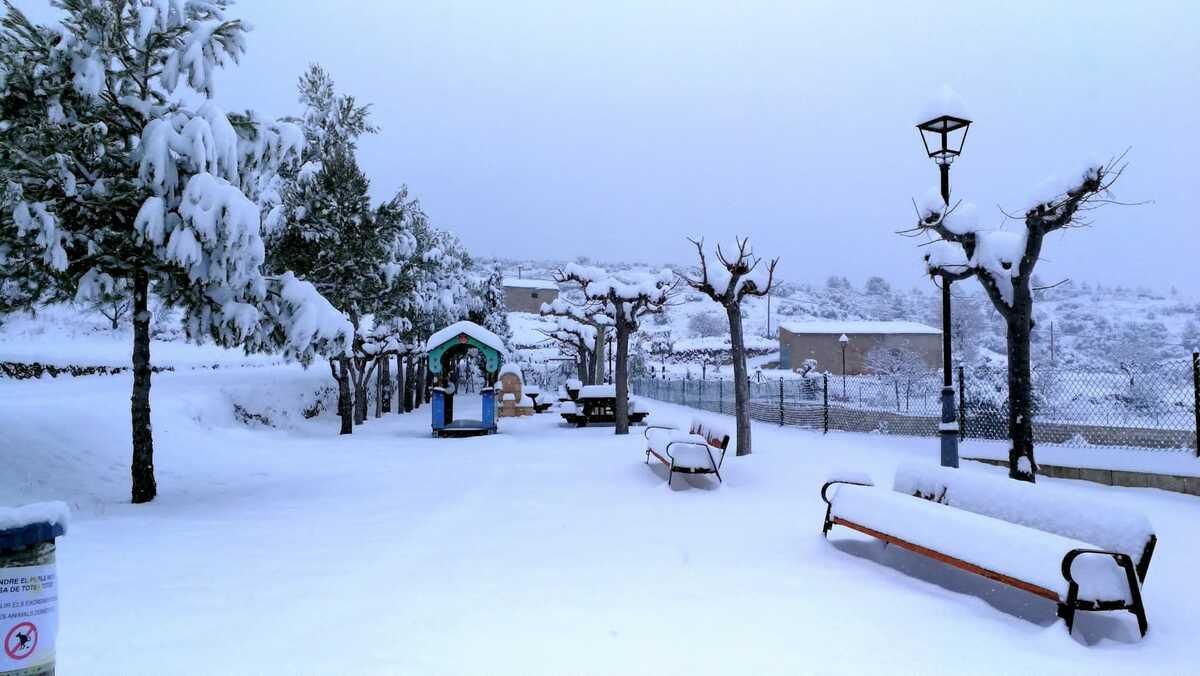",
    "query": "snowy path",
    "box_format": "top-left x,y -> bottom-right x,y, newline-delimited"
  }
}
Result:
2,367 -> 1199,674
